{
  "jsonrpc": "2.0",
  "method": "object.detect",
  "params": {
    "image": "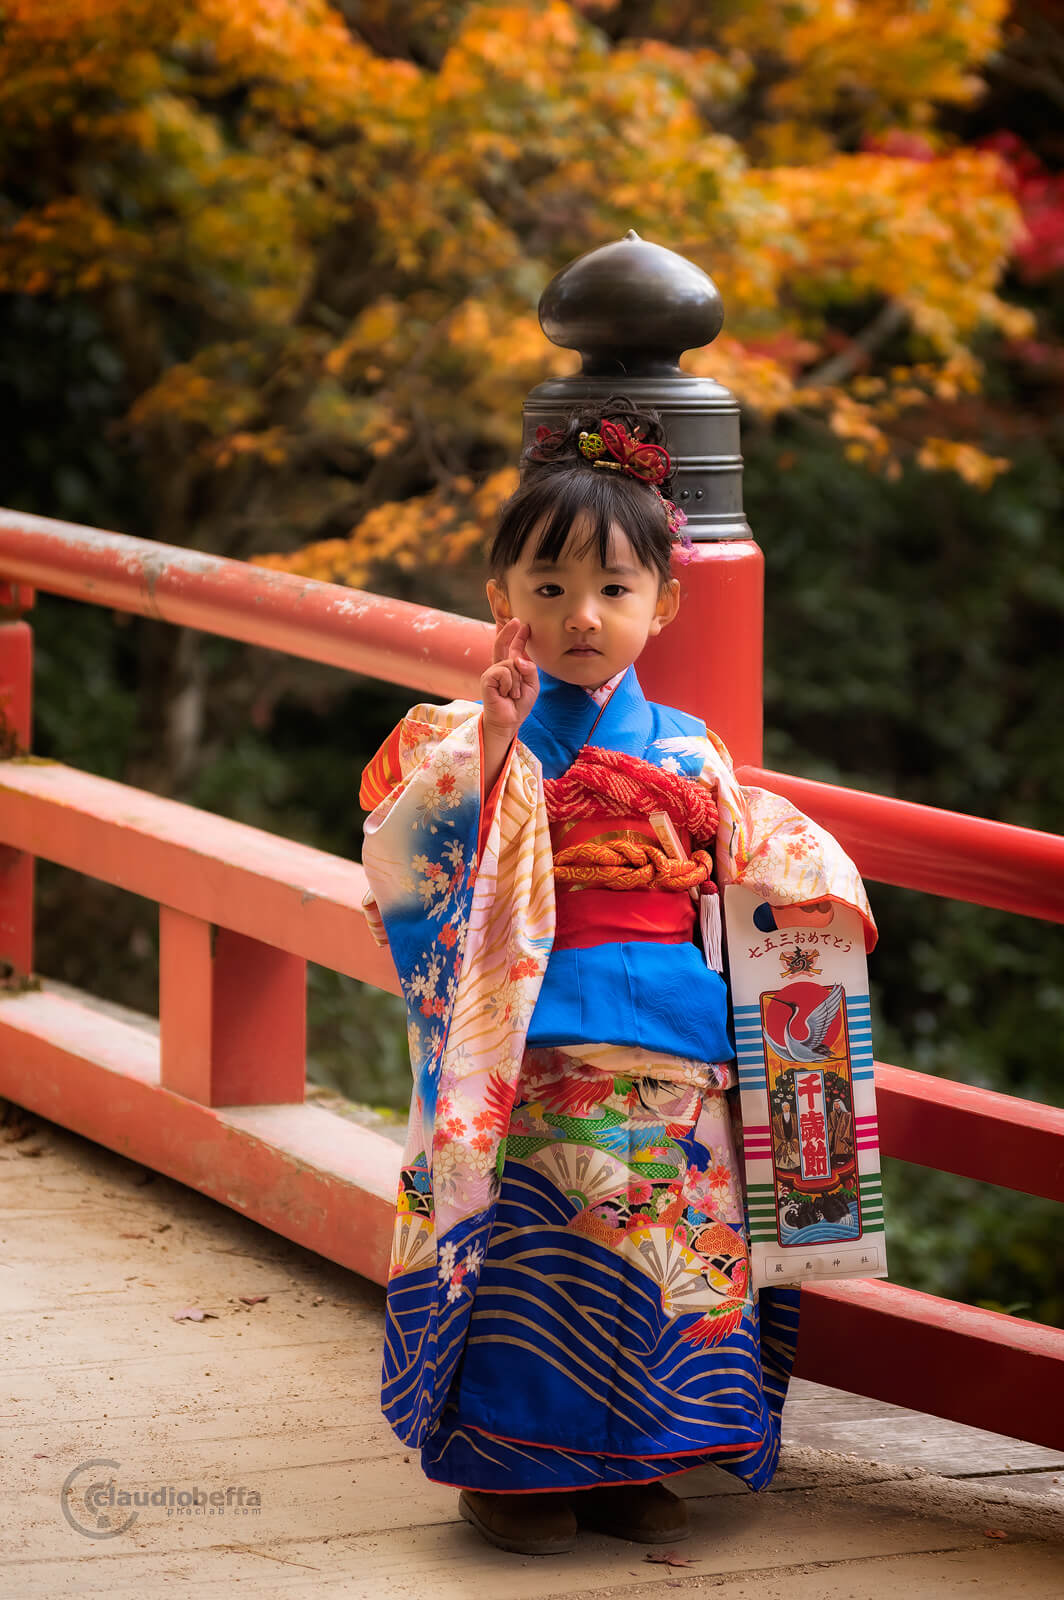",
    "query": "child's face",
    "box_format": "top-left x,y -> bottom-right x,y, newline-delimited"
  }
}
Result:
486,515 -> 679,689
